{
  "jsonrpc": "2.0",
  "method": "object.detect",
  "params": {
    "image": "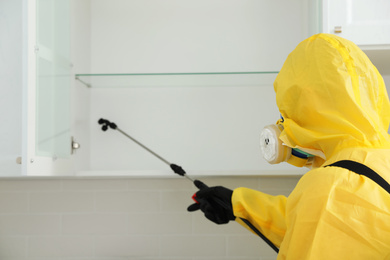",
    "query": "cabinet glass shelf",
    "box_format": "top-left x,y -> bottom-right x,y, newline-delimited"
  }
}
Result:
75,71 -> 279,88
